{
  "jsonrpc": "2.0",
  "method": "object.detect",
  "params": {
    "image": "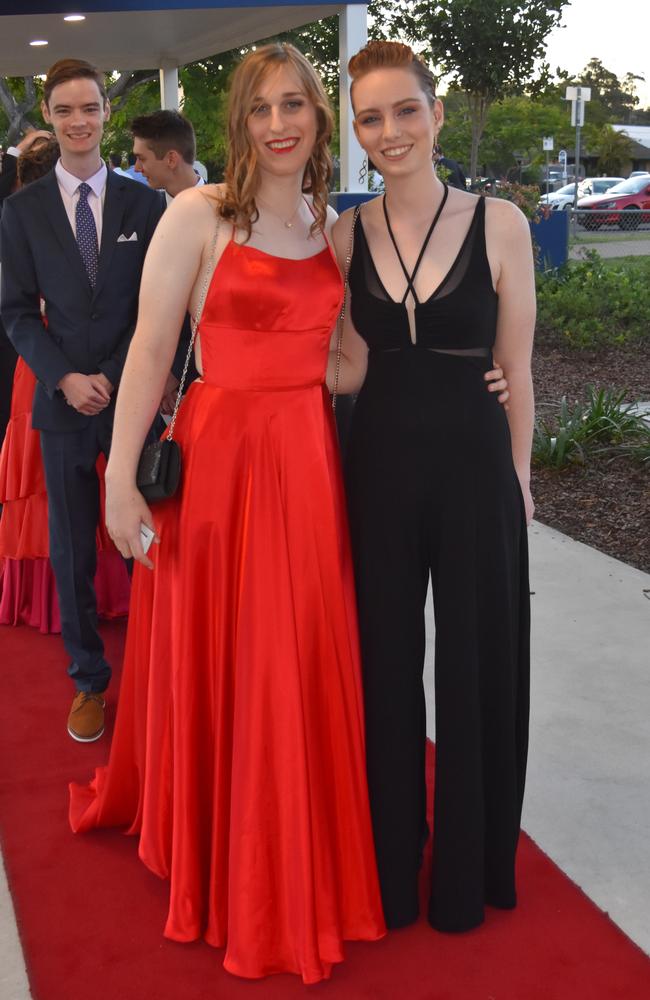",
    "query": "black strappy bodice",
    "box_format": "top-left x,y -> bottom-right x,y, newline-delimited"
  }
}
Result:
349,194 -> 498,353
